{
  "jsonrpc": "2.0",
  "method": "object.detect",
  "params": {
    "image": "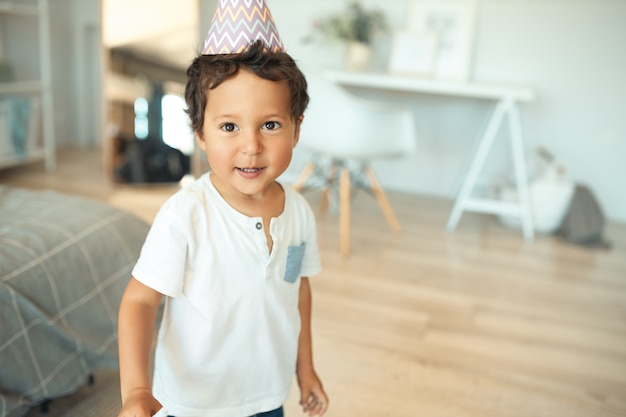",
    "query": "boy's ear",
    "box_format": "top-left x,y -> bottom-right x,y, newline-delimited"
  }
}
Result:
292,115 -> 304,148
